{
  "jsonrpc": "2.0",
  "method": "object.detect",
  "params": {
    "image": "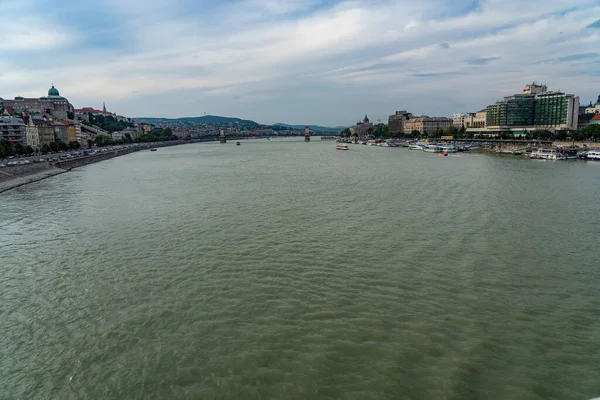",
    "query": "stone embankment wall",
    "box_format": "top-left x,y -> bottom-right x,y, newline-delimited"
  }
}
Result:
0,164 -> 66,194
54,147 -> 139,170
